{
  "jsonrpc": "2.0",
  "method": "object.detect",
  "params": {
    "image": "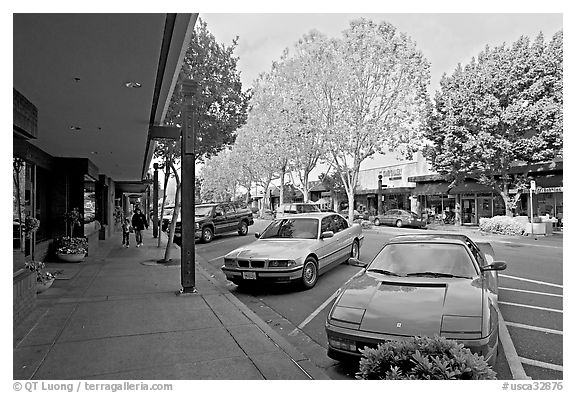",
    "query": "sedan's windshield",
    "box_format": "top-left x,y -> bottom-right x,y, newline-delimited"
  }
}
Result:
369,243 -> 476,278
195,206 -> 213,217
260,218 -> 318,240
